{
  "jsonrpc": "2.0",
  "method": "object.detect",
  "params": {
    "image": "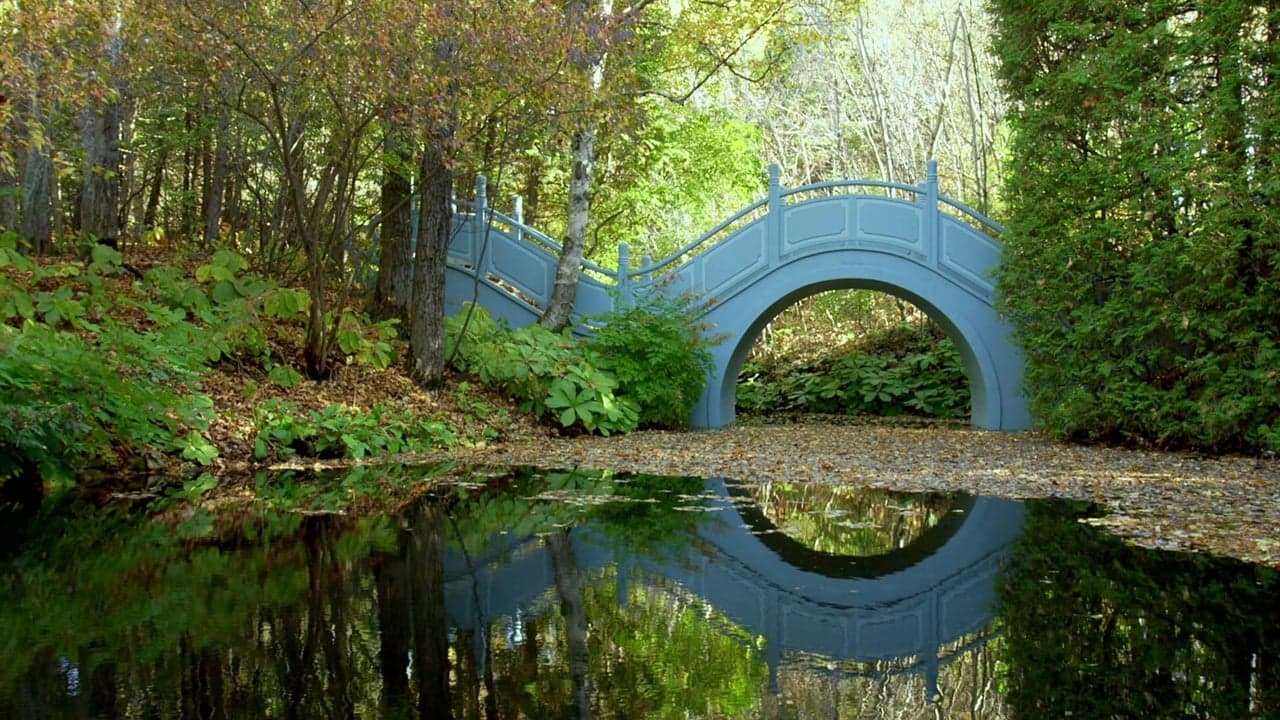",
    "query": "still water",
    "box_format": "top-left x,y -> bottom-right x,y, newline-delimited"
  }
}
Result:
0,466 -> 1276,719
